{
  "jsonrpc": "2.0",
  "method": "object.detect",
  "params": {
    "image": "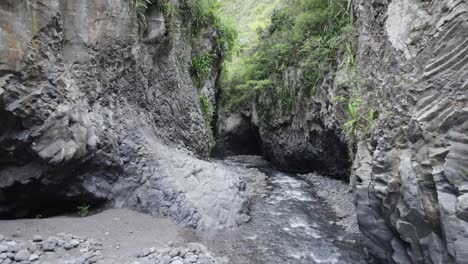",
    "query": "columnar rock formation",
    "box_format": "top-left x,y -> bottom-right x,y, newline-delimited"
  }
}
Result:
353,0 -> 468,262
216,0 -> 468,263
0,0 -> 252,229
